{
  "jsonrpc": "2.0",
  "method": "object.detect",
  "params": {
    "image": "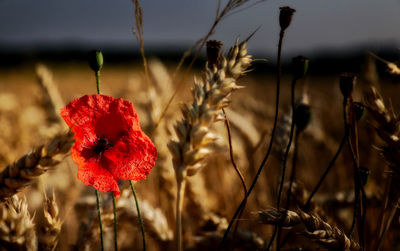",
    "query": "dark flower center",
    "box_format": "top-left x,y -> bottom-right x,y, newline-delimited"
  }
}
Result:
93,136 -> 112,154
